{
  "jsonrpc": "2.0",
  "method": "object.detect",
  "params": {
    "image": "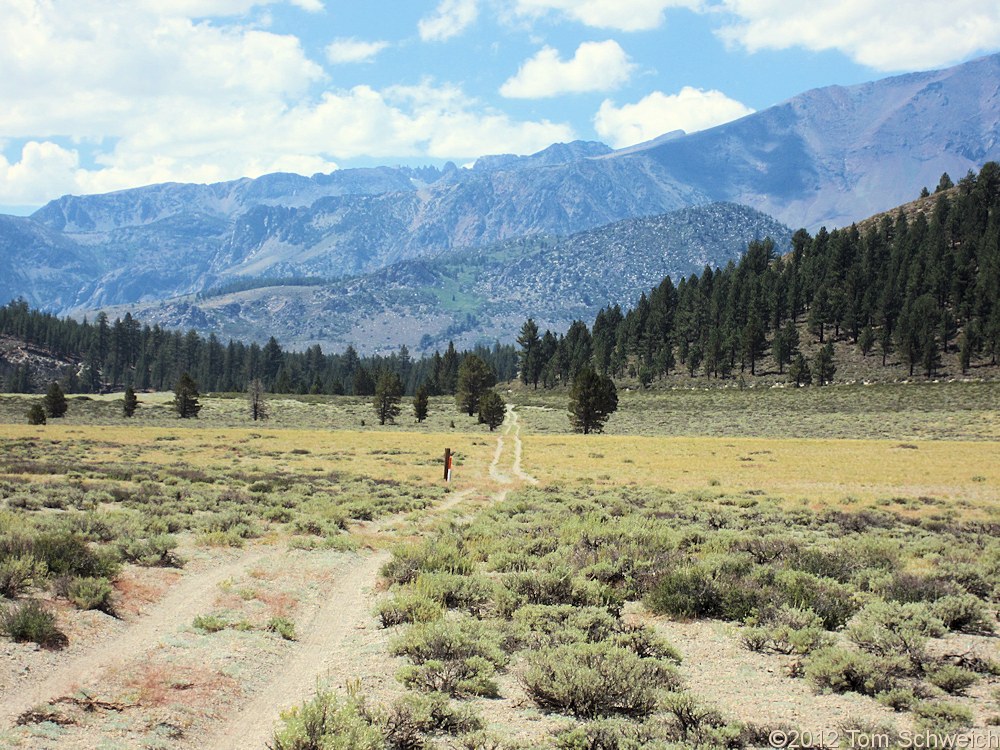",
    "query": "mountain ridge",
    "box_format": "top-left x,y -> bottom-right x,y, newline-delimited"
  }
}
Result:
1,53 -> 999,350
98,202 -> 791,355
